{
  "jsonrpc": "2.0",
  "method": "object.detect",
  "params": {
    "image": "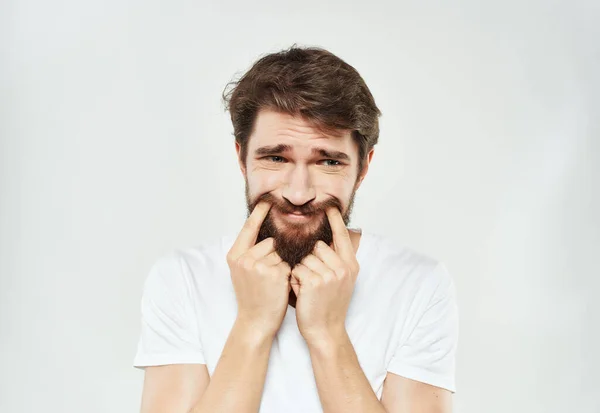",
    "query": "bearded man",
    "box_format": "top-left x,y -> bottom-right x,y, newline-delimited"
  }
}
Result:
133,45 -> 458,413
